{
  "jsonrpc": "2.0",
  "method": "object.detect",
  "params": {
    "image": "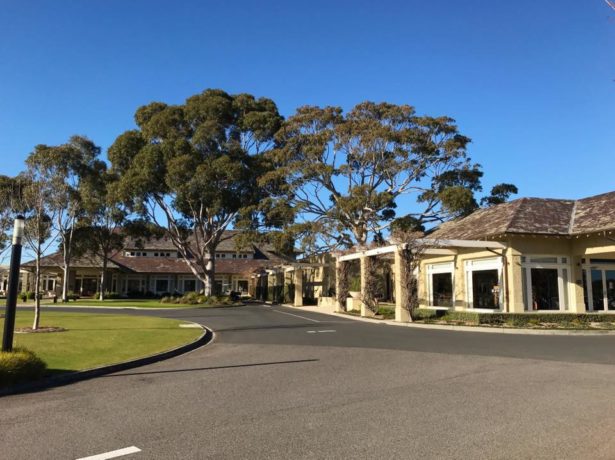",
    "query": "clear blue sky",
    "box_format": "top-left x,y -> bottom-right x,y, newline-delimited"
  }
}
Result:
1,0 -> 613,203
